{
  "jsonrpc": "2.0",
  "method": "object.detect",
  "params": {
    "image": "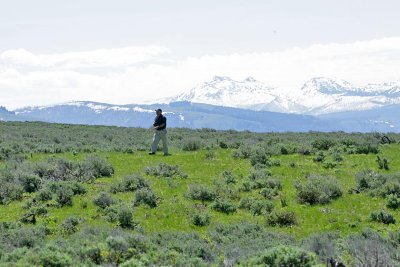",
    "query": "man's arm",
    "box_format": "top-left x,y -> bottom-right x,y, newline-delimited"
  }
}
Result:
154,123 -> 165,130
